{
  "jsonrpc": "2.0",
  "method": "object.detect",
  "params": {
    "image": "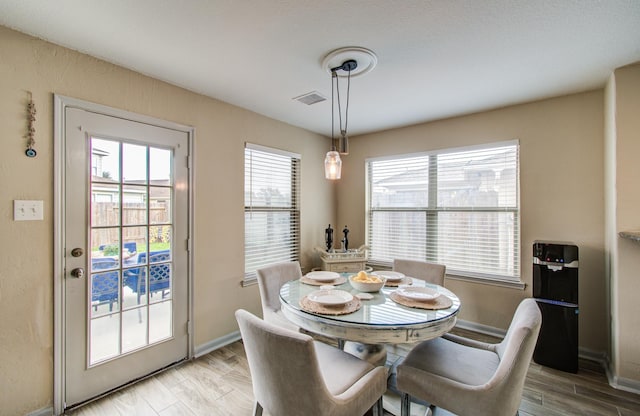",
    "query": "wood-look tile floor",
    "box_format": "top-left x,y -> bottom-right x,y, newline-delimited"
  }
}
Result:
66,328 -> 640,416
